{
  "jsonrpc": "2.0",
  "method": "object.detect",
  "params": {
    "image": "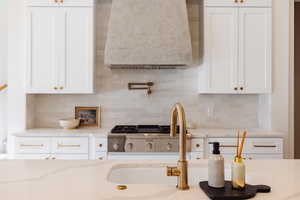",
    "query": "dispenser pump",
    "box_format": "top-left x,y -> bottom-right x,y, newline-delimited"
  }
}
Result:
211,142 -> 220,155
213,142 -> 220,155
